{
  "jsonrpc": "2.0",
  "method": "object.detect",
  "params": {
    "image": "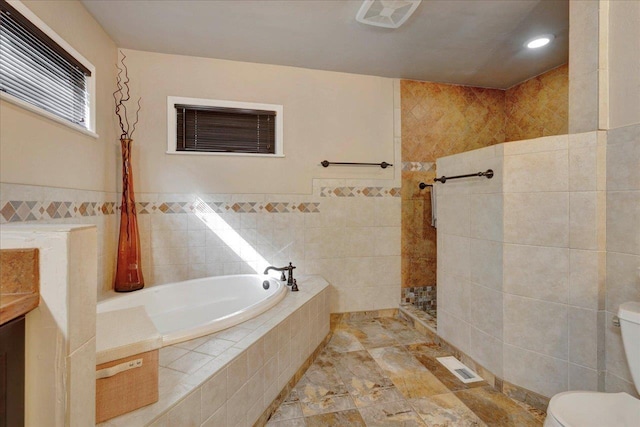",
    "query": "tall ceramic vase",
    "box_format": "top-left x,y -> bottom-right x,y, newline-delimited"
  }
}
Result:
114,138 -> 144,292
